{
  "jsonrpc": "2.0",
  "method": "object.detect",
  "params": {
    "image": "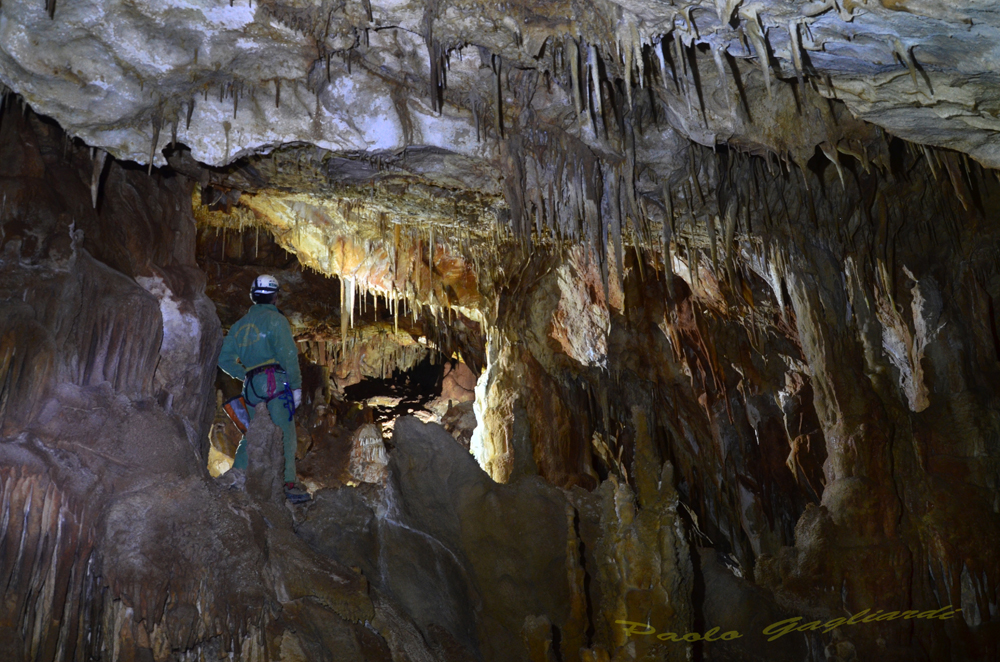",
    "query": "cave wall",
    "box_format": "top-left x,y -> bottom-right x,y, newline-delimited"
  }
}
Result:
0,103 -> 226,656
0,105 -> 222,448
469,139 -> 1000,659
0,100 -> 702,662
0,104 -> 414,662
